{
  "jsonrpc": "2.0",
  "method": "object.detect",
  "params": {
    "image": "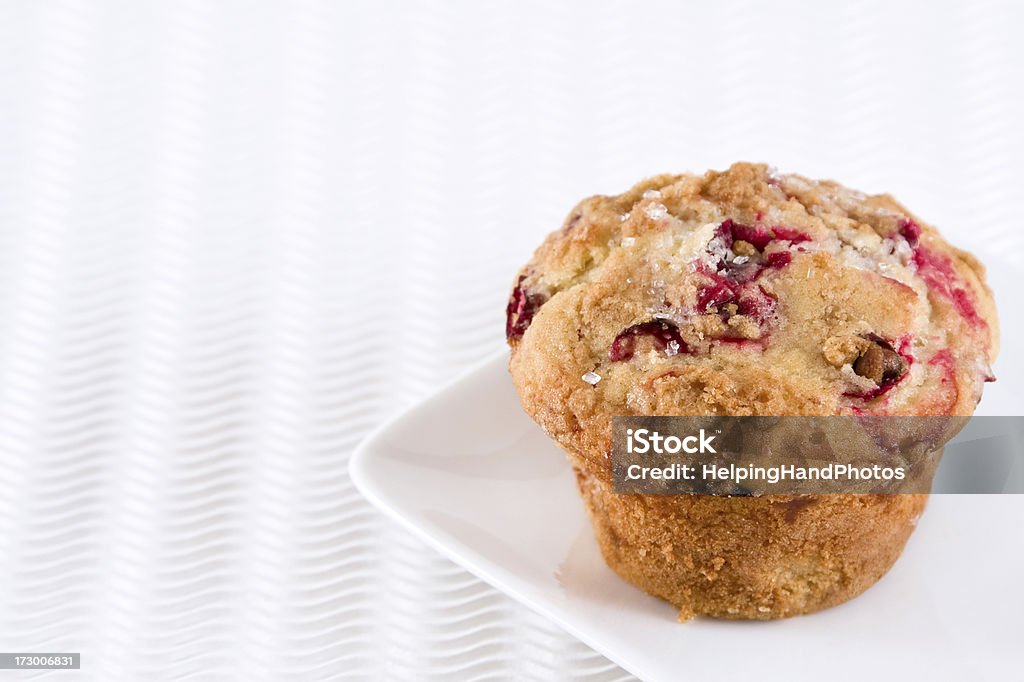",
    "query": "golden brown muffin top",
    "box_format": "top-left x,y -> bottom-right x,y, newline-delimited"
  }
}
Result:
507,163 -> 998,461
